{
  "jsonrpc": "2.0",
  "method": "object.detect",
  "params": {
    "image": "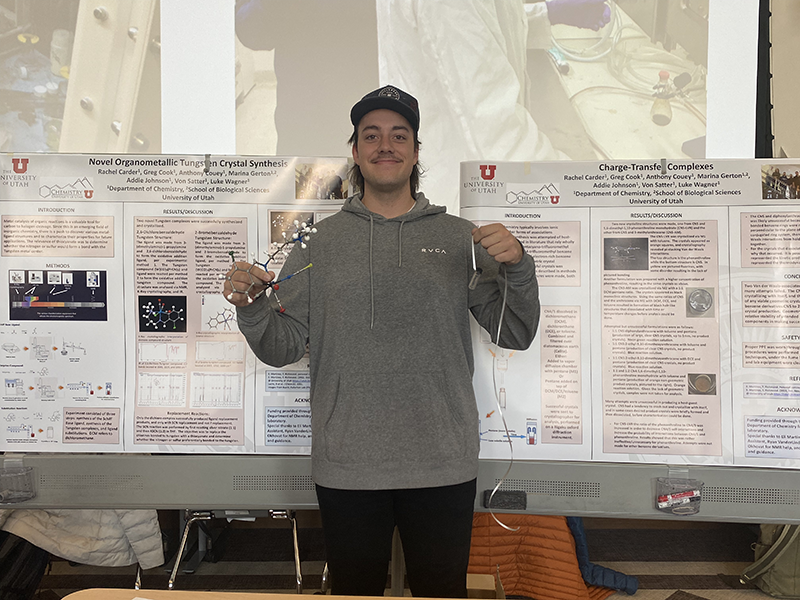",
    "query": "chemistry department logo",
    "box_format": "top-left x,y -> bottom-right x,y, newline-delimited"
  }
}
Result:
479,165 -> 497,181
506,183 -> 560,206
12,158 -> 29,174
39,177 -> 95,199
